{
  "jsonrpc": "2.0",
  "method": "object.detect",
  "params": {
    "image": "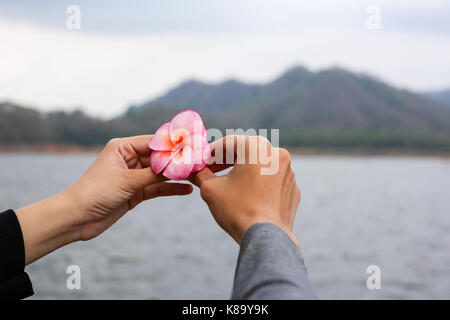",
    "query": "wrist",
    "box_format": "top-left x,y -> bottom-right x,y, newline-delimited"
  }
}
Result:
55,188 -> 84,242
236,217 -> 301,249
59,186 -> 86,238
16,190 -> 83,264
